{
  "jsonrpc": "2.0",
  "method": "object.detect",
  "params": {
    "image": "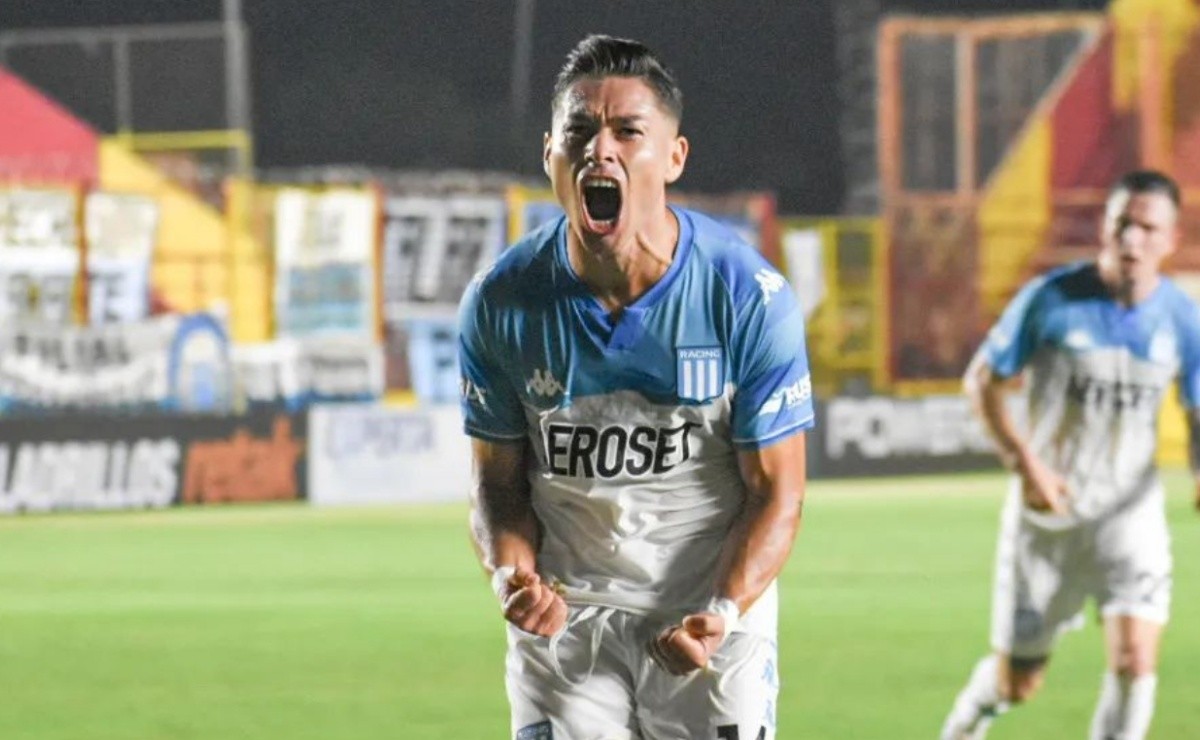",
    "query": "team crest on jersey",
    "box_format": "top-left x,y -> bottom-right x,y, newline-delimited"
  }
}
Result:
1064,329 -> 1092,351
1148,329 -> 1177,365
677,346 -> 725,402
